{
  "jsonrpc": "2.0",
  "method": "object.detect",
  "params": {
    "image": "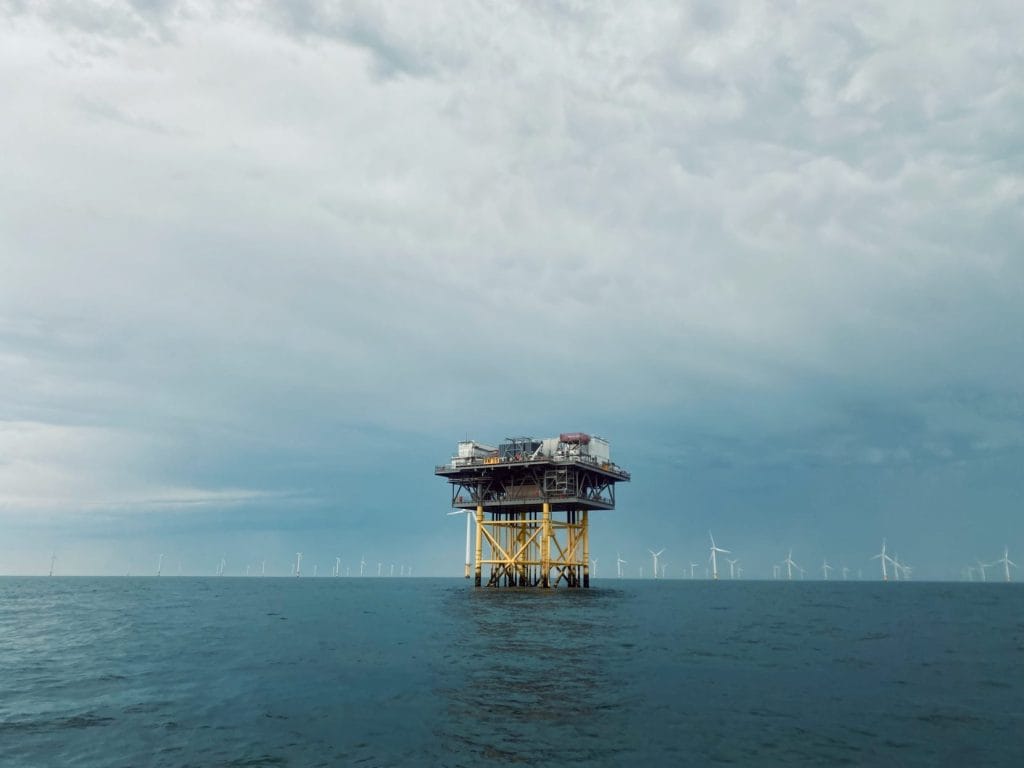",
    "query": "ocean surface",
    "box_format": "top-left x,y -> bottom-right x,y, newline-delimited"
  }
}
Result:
1,577 -> 1022,767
